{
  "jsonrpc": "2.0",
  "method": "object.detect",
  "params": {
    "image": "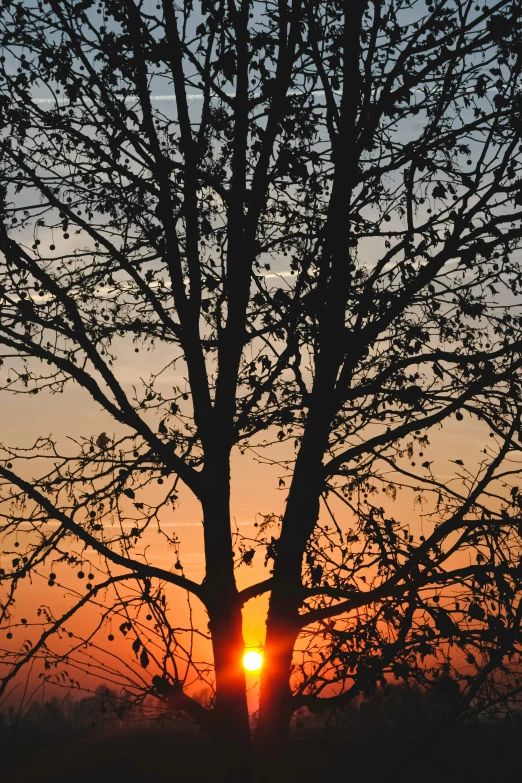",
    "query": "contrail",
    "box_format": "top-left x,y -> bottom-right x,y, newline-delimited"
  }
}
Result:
30,85 -> 497,106
31,89 -> 328,104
